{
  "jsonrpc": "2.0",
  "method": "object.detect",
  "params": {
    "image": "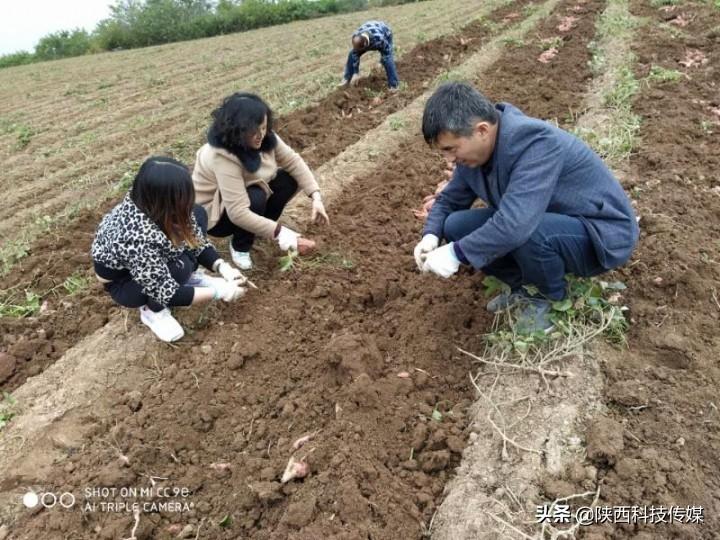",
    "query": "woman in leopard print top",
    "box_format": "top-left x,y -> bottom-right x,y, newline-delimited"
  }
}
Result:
91,156 -> 247,342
